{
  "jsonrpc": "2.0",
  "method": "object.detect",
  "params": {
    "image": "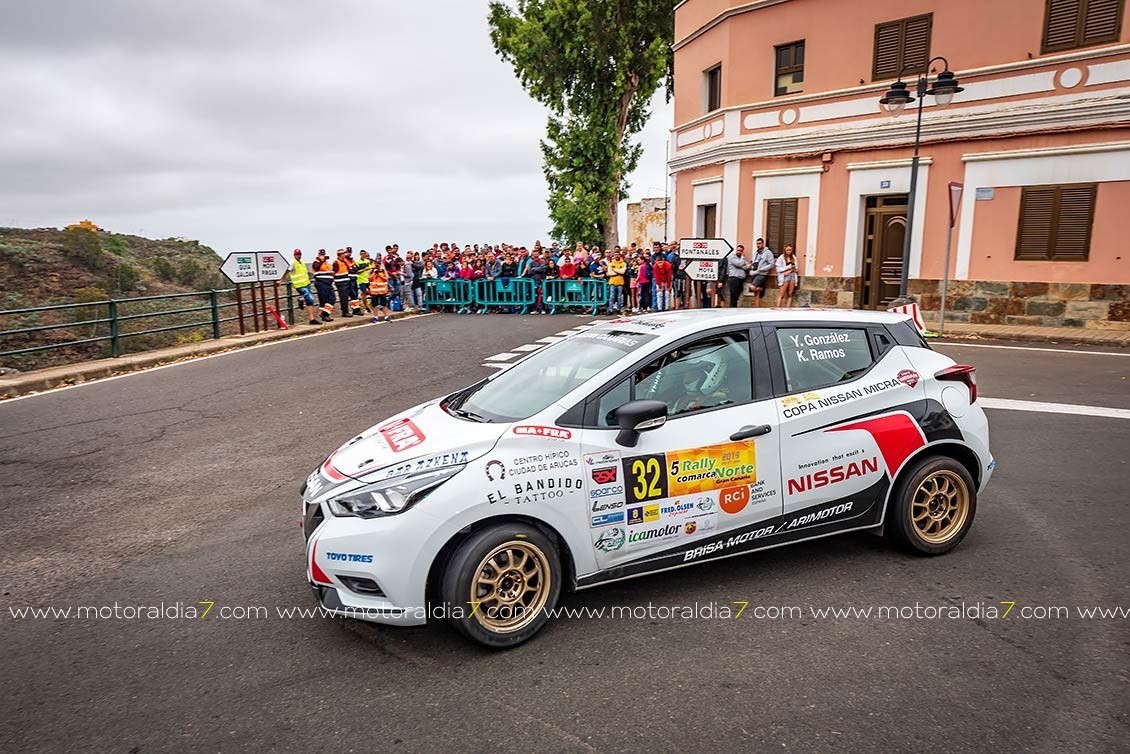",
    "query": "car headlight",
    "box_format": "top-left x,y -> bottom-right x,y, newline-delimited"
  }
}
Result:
326,465 -> 464,519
